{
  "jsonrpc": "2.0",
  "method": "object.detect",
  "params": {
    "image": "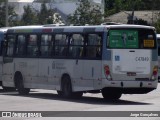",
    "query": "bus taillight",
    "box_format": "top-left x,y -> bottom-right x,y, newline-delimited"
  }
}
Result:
104,65 -> 112,80
151,66 -> 158,80
153,66 -> 158,75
